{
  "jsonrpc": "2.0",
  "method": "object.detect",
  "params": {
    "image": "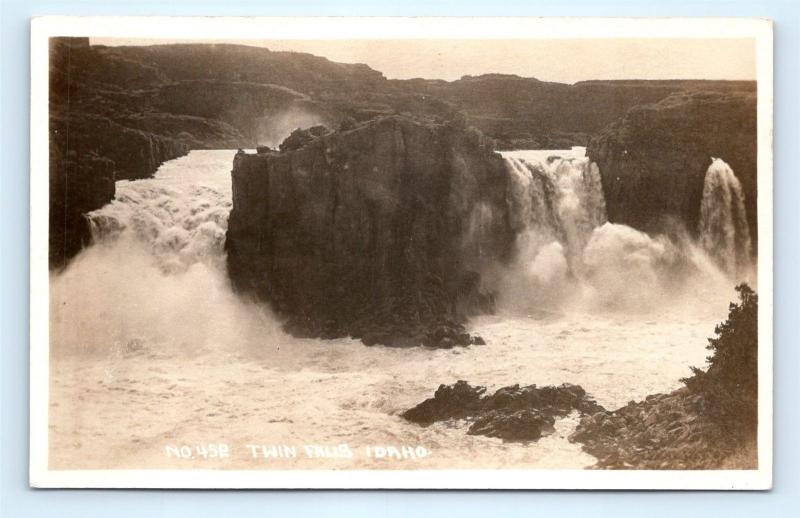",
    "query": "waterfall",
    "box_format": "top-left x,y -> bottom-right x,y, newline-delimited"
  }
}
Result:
51,149 -> 285,357
497,148 -> 737,313
85,150 -> 234,274
501,148 -> 607,275
698,158 -> 752,279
